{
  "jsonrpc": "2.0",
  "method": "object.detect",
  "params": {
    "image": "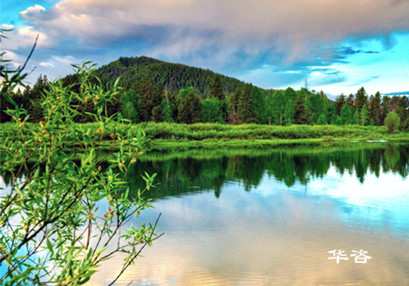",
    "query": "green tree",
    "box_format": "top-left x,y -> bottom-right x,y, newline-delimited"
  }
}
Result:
265,93 -> 274,125
317,113 -> 327,125
346,93 -> 355,107
283,100 -> 295,125
284,87 -> 297,101
381,95 -> 390,125
251,86 -> 267,124
210,76 -> 225,100
397,96 -> 409,130
178,87 -> 197,99
360,104 -> 368,126
177,90 -> 203,124
119,89 -> 141,123
230,85 -> 241,113
355,87 -> 367,112
152,105 -> 163,122
202,98 -> 224,123
269,90 -> 286,125
237,84 -> 257,123
228,85 -> 242,124
368,92 -> 381,125
327,102 -> 337,124
335,94 -> 346,115
27,75 -> 49,122
161,100 -> 175,123
294,94 -> 309,124
139,76 -> 155,121
384,112 -> 400,134
340,104 -> 355,125
334,115 -> 343,125
353,110 -> 359,125
209,77 -> 229,122
306,91 -> 326,124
